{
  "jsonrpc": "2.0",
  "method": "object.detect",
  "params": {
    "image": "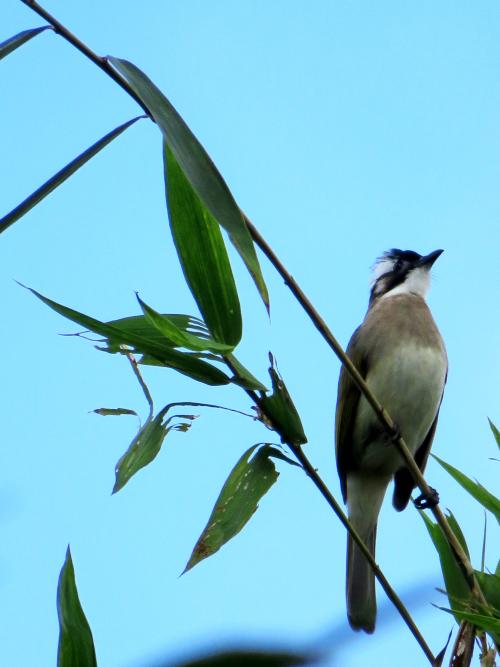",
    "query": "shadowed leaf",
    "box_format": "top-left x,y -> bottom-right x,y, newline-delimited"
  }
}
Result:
107,56 -> 268,309
0,116 -> 143,235
25,286 -> 230,386
226,353 -> 267,391
163,143 -> 242,346
184,444 -> 279,572
113,405 -> 195,493
259,356 -> 307,446
167,648 -> 318,667
57,547 -> 97,667
0,26 -> 50,61
433,455 -> 500,524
